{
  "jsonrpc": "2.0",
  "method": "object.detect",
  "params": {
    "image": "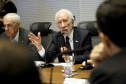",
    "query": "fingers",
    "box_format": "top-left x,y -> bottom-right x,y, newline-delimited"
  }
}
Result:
61,47 -> 69,59
82,59 -> 93,66
60,47 -> 68,52
61,47 -> 63,52
90,42 -> 109,66
62,55 -> 66,59
28,33 -> 36,40
38,32 -> 41,39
